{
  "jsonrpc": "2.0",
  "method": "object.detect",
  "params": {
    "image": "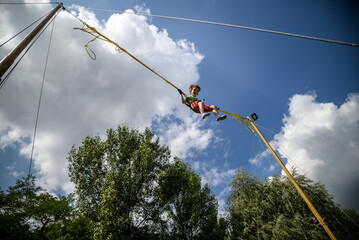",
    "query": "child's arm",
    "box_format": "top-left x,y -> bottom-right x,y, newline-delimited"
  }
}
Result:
180,94 -> 186,104
178,89 -> 186,104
